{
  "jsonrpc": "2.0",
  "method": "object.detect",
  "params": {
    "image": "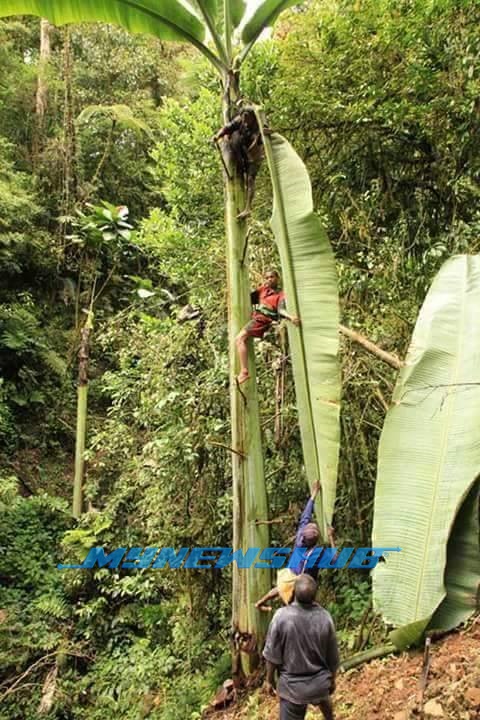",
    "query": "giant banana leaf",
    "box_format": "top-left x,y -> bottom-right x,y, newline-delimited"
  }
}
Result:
194,0 -> 246,28
1,0 -> 299,70
259,122 -> 341,534
193,1 -> 246,65
373,255 -> 480,649
241,0 -> 297,49
0,0 -> 225,71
